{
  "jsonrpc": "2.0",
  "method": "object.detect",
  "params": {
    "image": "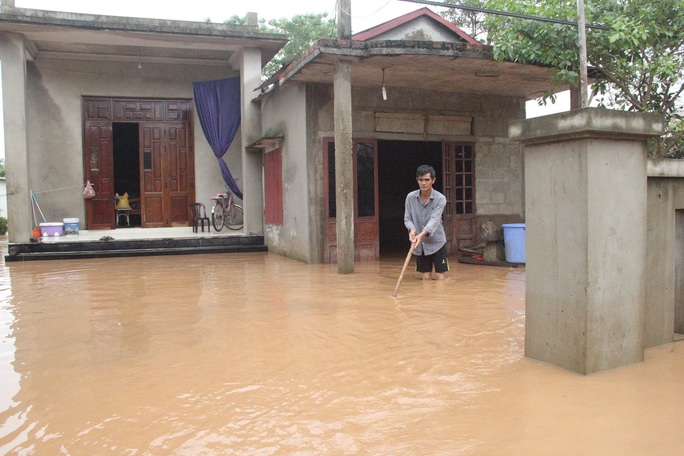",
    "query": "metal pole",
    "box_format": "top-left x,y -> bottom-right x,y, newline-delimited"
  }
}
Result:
577,0 -> 589,108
